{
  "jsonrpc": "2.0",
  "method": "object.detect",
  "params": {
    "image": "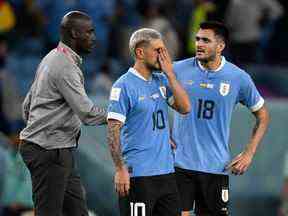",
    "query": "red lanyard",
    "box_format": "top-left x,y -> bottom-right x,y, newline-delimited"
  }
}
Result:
56,45 -> 76,65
